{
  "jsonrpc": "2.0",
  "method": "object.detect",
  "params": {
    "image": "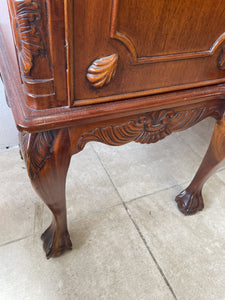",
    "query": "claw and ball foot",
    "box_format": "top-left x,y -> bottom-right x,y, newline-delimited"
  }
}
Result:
175,189 -> 204,215
41,222 -> 72,259
176,117 -> 225,216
